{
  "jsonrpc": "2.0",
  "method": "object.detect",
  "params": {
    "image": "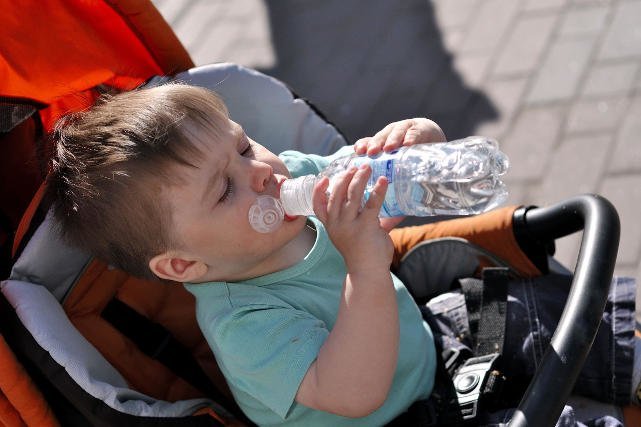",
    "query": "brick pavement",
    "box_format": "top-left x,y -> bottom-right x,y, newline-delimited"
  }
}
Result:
152,0 -> 641,312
